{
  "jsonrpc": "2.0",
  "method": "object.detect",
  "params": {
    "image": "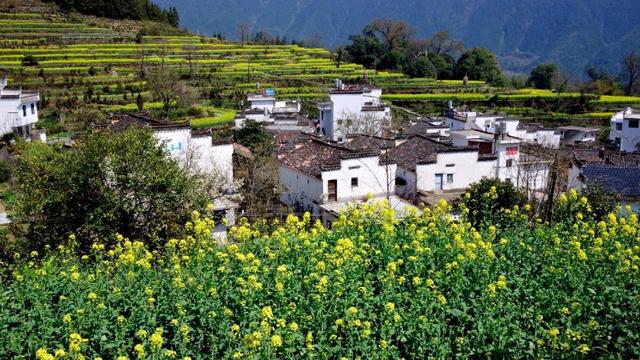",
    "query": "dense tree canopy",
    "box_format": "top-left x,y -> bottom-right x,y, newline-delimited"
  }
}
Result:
528,64 -> 558,89
12,128 -> 206,255
345,20 -> 468,79
454,48 -> 505,86
44,0 -> 180,26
